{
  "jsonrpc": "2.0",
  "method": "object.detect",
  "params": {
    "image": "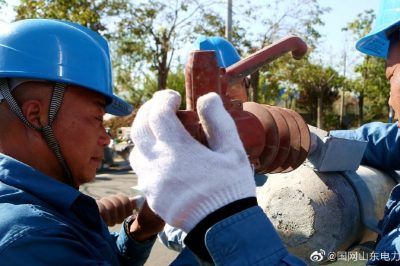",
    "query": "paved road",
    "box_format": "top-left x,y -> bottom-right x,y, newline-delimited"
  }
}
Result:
80,164 -> 178,266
